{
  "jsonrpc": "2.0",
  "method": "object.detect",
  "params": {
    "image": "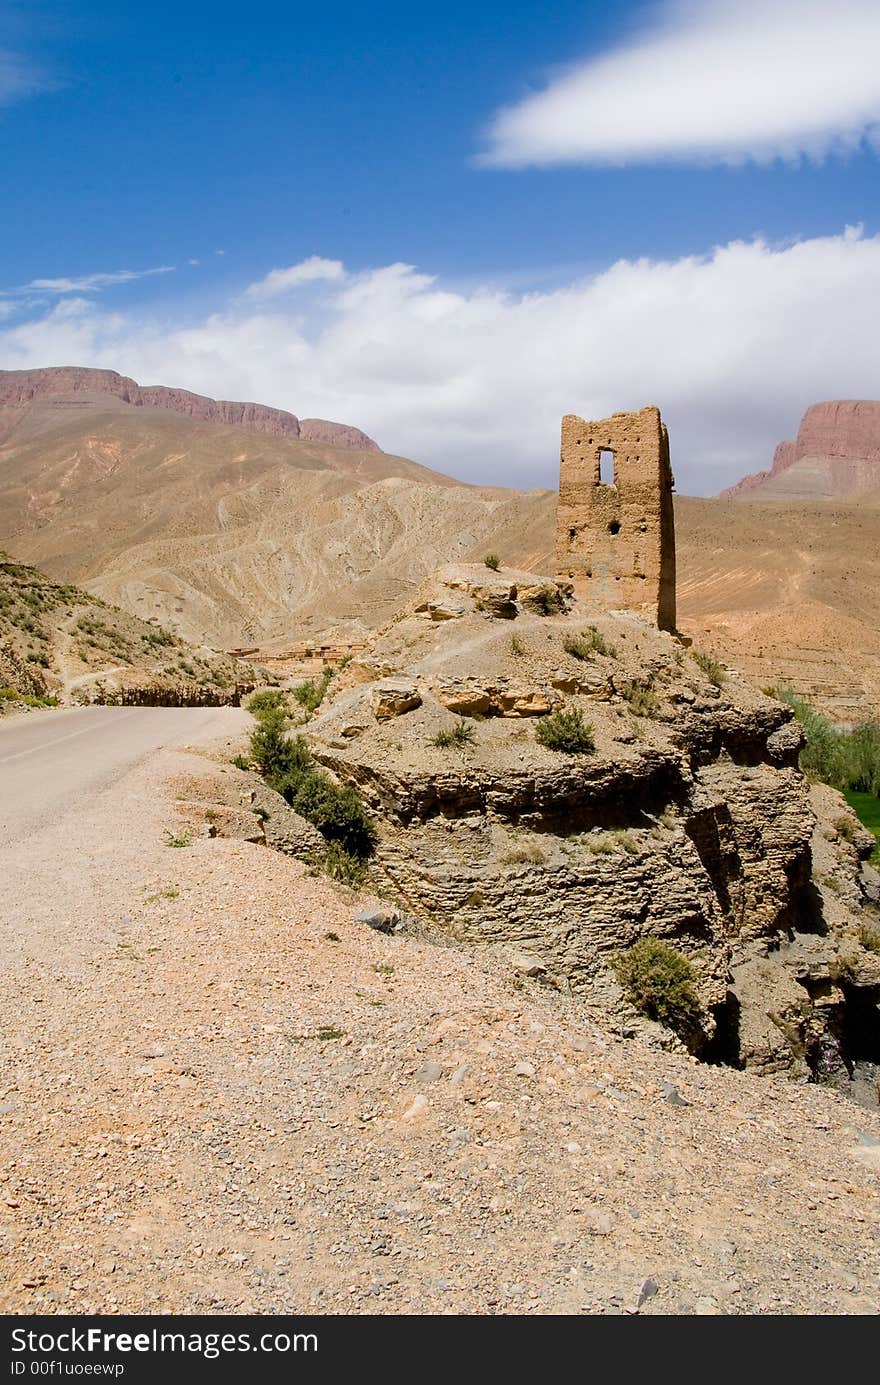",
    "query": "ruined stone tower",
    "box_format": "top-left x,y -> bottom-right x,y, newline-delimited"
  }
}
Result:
556,405 -> 676,631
